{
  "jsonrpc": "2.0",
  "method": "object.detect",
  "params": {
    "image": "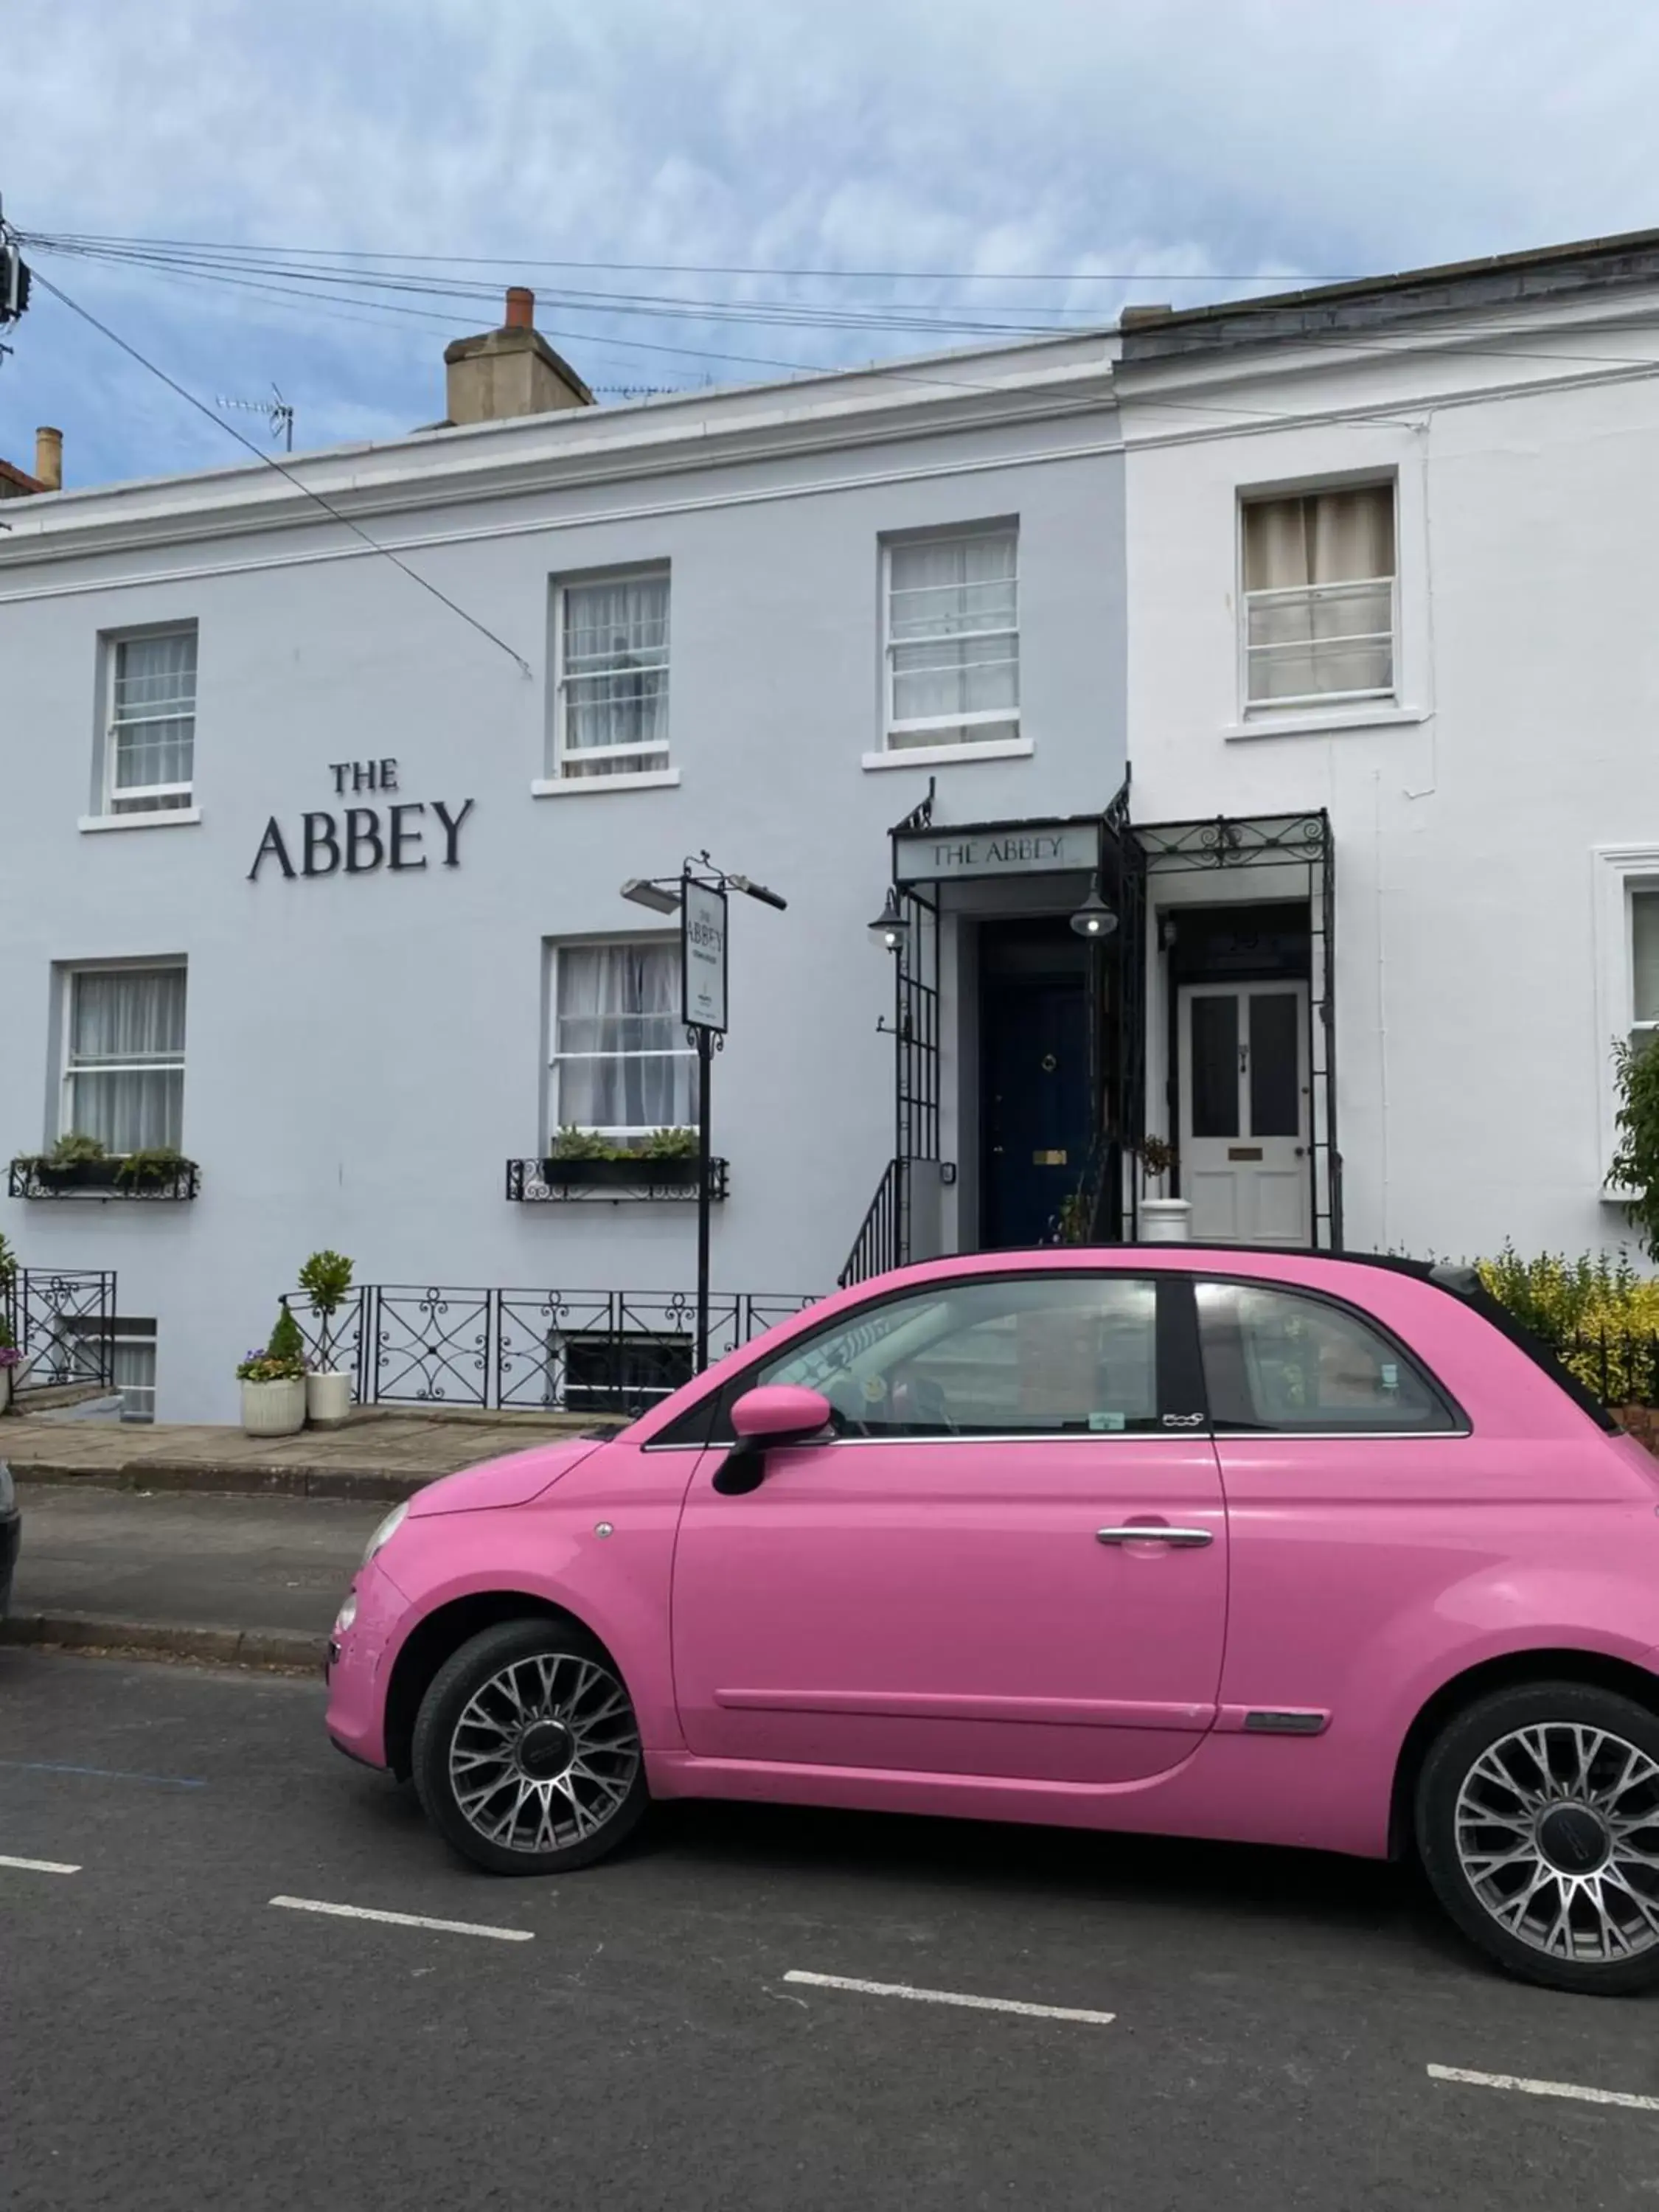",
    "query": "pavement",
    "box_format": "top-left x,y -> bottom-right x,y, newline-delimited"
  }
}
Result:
3,1649 -> 1657,2211
0,1405 -> 591,1500
3,1485 -> 379,1663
